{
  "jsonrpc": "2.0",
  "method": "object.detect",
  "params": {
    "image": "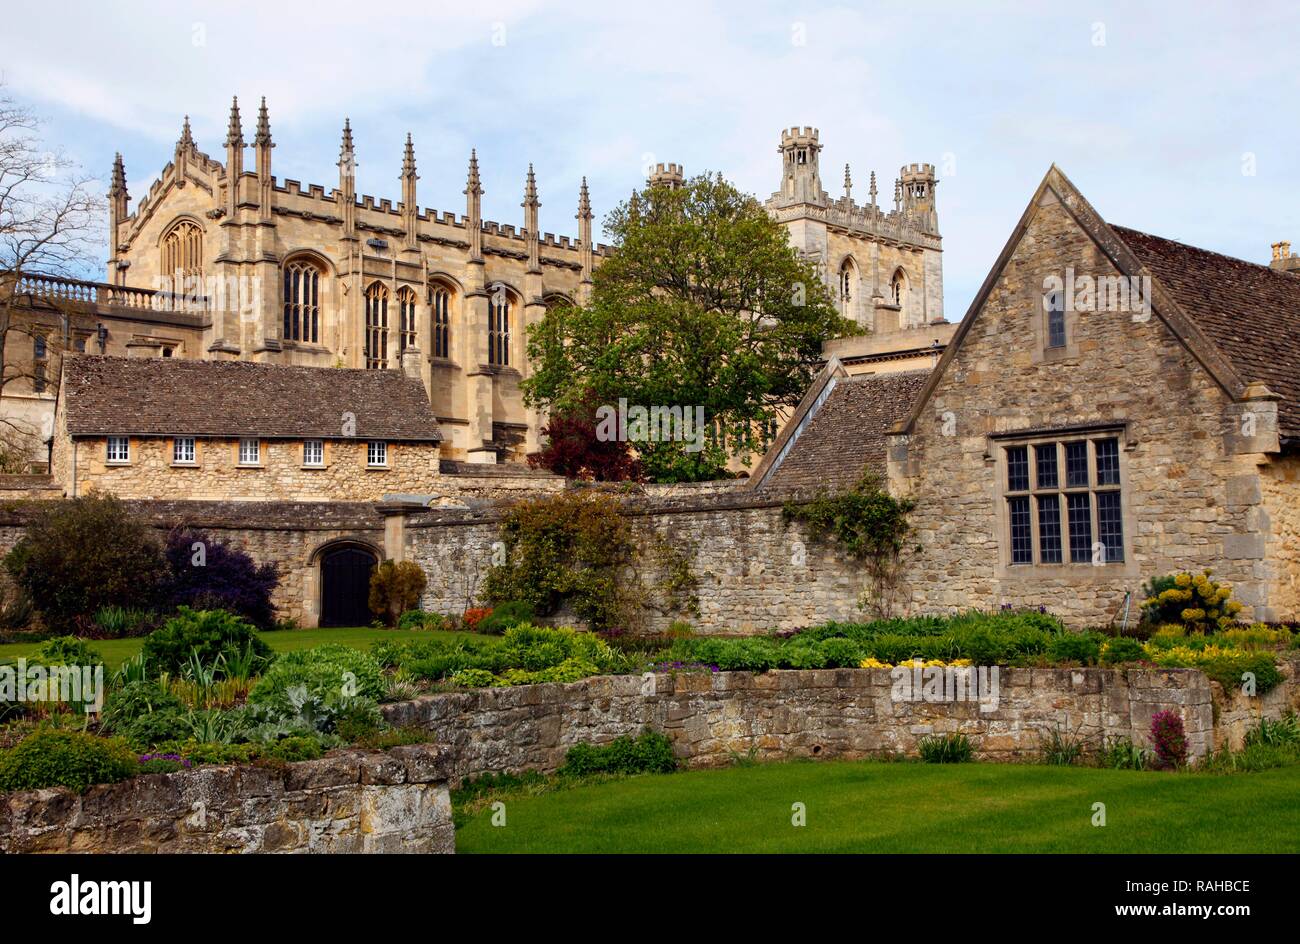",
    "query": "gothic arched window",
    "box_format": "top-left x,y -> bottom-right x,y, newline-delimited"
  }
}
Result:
397,287 -> 417,353
430,284 -> 451,359
838,259 -> 856,316
282,257 -> 322,343
365,282 -> 389,369
161,220 -> 203,280
891,269 -> 909,316
488,287 -> 511,366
